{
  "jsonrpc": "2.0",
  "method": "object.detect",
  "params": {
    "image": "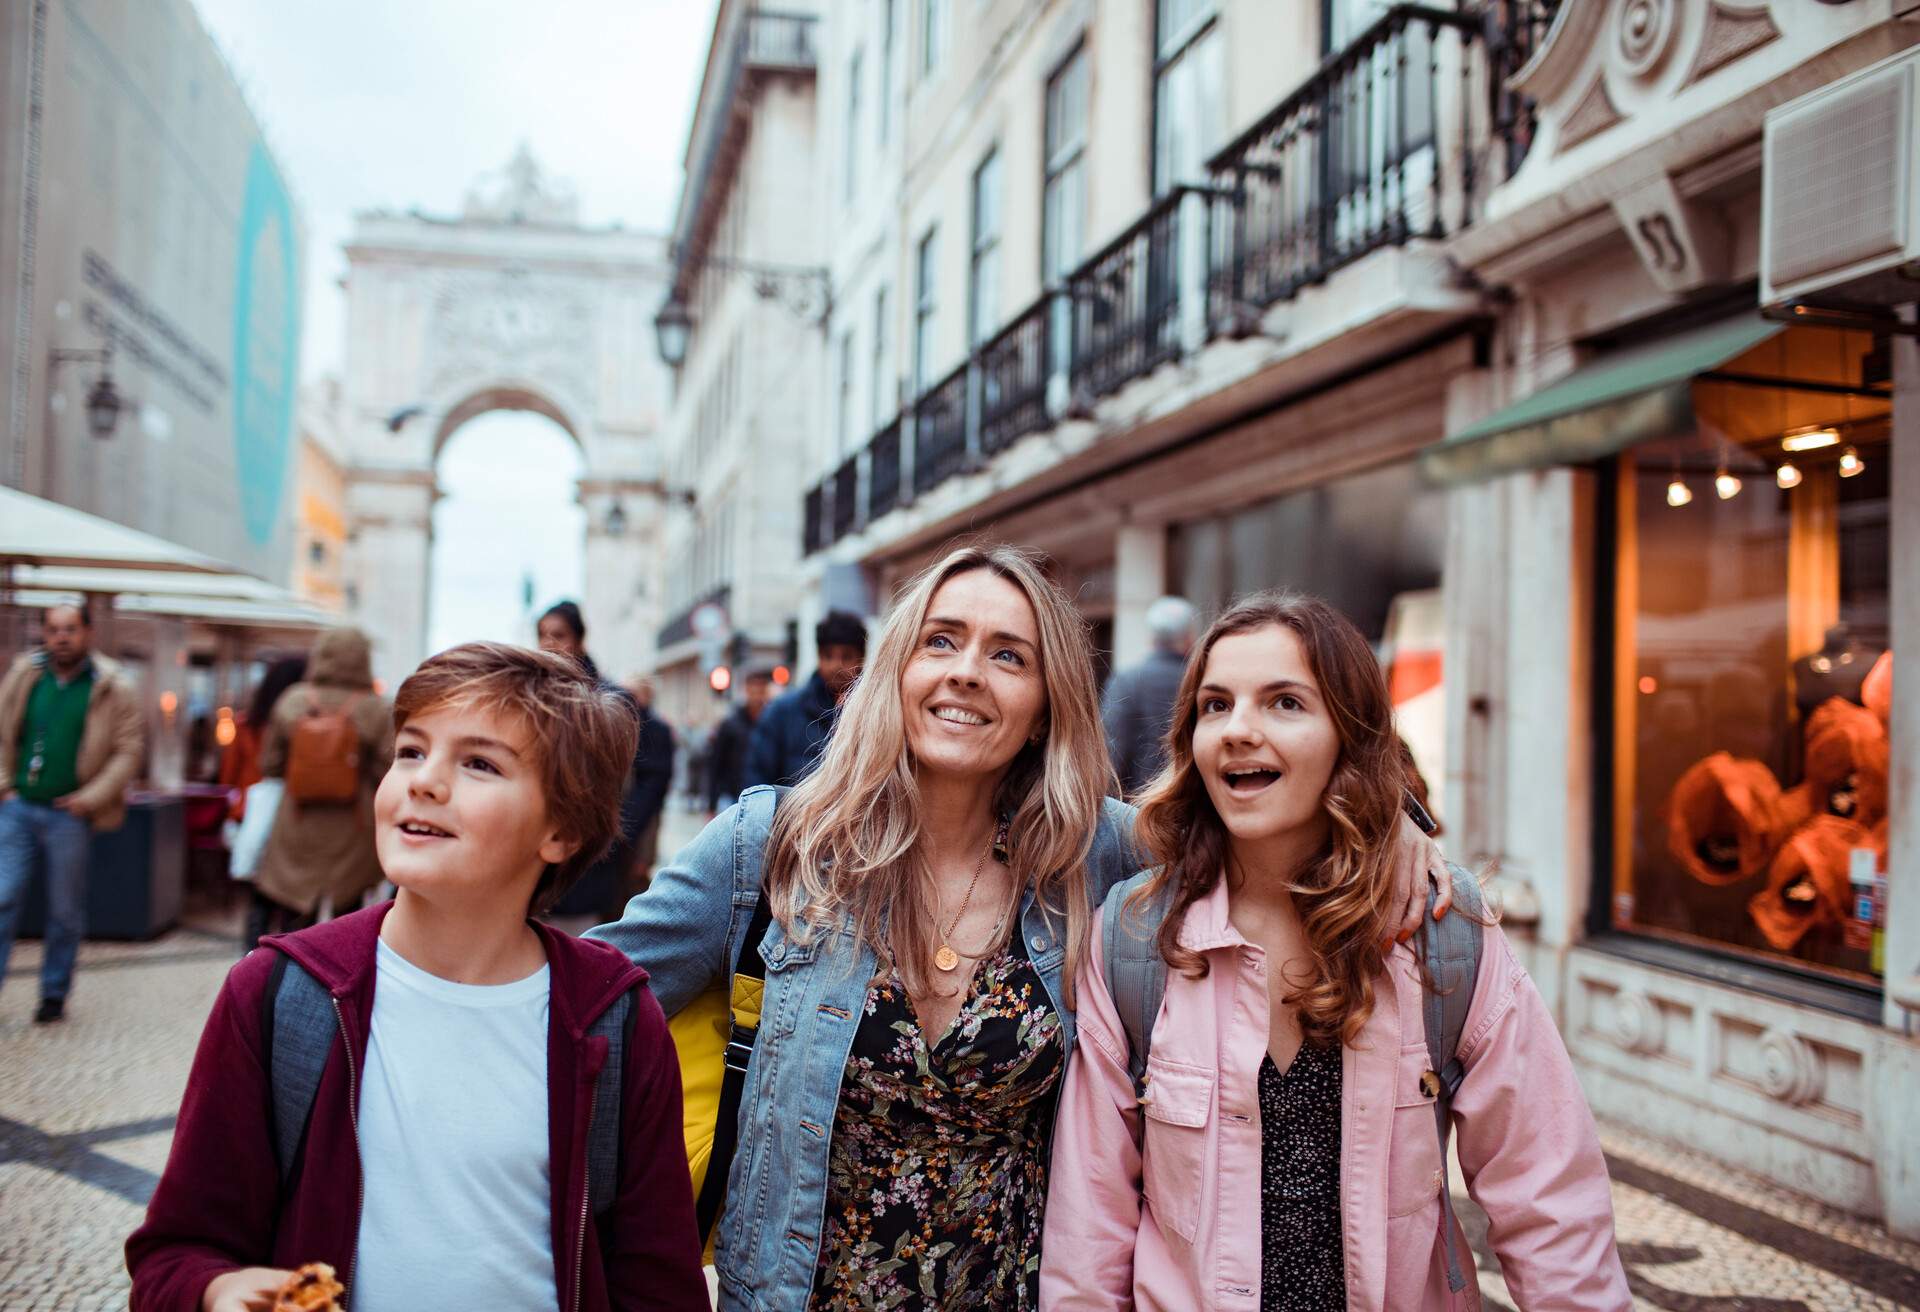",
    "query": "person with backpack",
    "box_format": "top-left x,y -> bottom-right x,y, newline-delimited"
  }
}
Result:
586,547 -> 1450,1311
126,641 -> 707,1312
251,627 -> 393,932
1039,592 -> 1629,1311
